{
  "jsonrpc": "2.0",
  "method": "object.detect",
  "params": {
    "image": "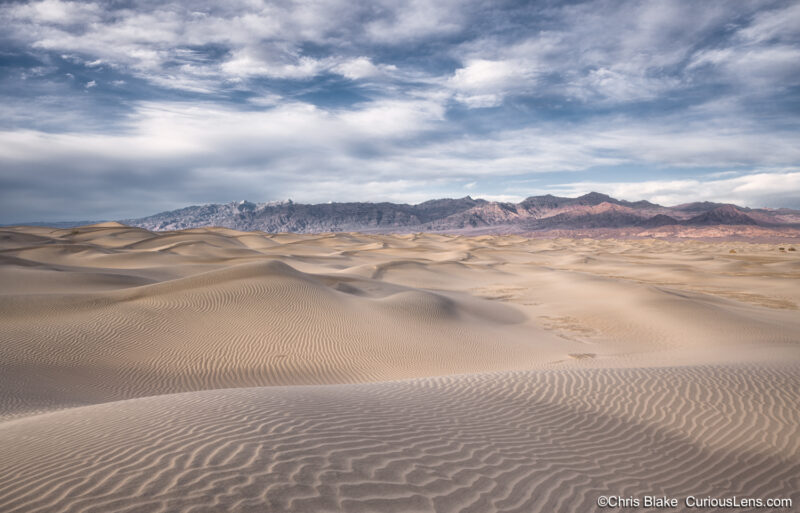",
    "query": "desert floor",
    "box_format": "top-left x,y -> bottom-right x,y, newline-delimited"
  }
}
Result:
1,223 -> 798,512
